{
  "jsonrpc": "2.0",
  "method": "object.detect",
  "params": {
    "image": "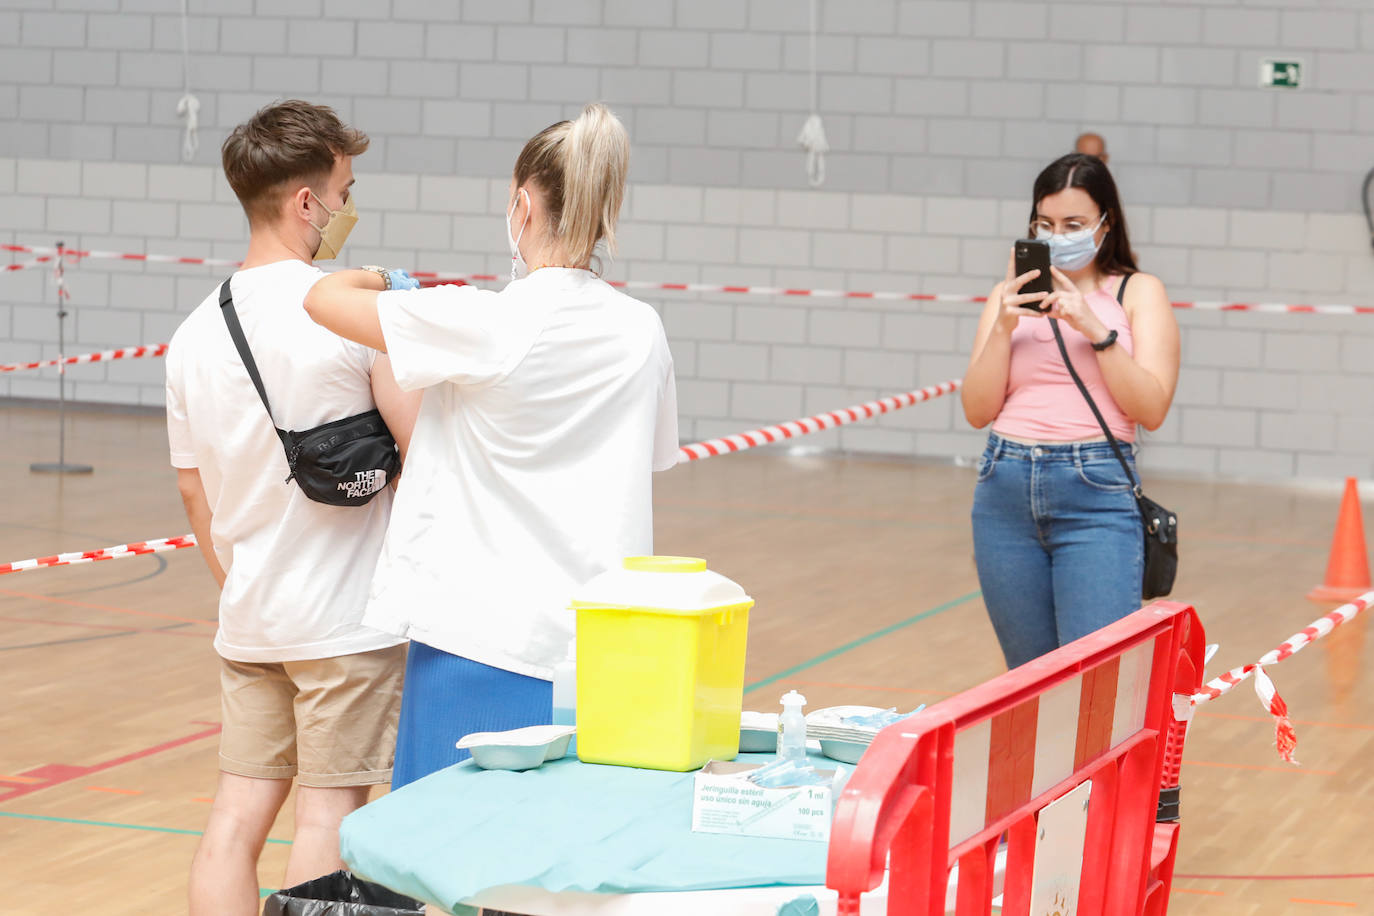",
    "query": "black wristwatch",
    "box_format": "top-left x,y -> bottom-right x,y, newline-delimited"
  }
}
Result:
1091,329 -> 1119,351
